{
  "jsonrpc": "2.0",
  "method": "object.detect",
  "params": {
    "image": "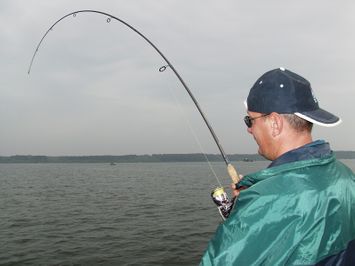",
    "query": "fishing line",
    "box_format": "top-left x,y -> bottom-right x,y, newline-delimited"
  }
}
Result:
166,83 -> 223,187
28,9 -> 239,219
